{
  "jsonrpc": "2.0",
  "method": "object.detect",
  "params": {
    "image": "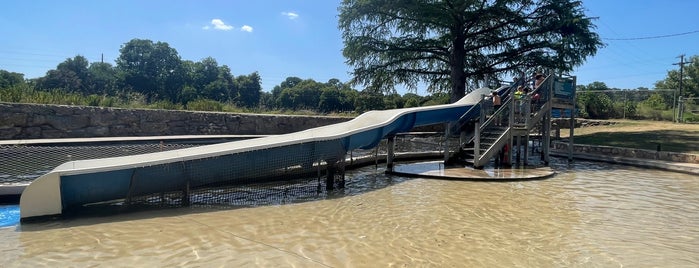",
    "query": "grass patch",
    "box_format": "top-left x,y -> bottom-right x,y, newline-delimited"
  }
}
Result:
566,120 -> 699,154
573,130 -> 699,154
